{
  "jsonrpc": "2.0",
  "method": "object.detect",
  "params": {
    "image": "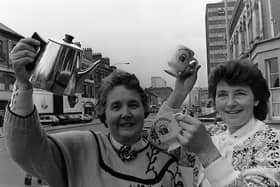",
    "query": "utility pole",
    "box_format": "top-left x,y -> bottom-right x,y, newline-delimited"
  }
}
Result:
224,0 -> 230,60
